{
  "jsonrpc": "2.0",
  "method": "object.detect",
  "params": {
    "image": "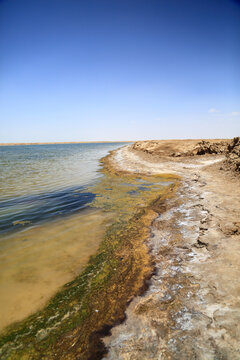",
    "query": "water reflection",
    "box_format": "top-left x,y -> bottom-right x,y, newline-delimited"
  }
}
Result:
0,143 -> 127,200
0,186 -> 95,234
